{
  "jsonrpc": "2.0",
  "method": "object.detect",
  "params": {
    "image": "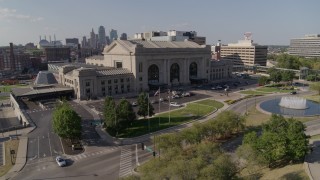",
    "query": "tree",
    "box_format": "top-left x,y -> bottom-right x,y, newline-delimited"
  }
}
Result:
52,101 -> 81,140
276,54 -> 301,70
240,114 -> 309,167
137,92 -> 154,118
103,96 -> 117,129
116,98 -> 136,127
269,70 -> 282,83
258,76 -> 269,86
310,82 -> 320,95
281,71 -> 295,83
